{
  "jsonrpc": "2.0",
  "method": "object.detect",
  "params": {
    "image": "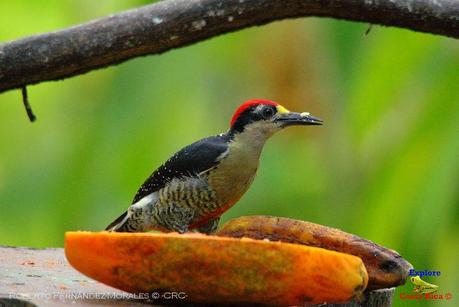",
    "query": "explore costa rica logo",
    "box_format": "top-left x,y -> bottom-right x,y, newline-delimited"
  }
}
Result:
399,269 -> 452,301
